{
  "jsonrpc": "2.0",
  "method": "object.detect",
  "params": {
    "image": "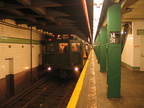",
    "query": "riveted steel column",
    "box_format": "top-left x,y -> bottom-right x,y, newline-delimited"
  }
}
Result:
107,3 -> 121,98
100,27 -> 107,72
95,34 -> 100,63
94,36 -> 98,59
94,40 -> 97,55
